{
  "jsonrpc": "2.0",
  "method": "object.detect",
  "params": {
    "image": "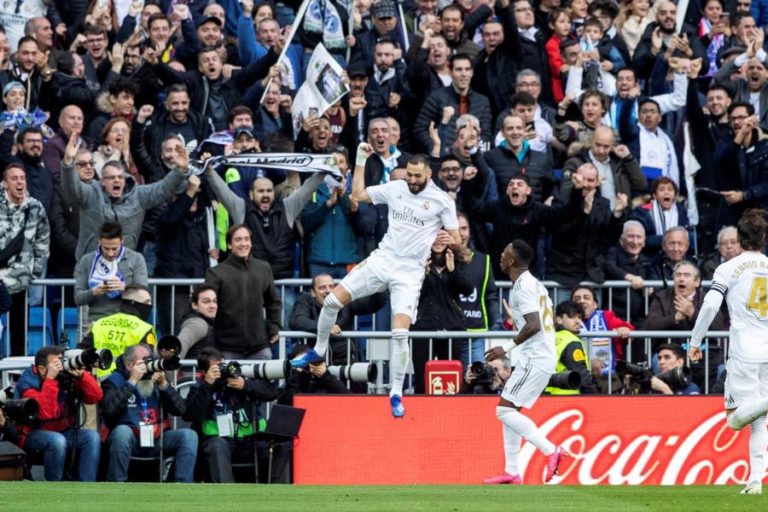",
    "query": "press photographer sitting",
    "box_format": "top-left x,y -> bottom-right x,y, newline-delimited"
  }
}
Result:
279,344 -> 350,405
101,343 -> 198,482
14,346 -> 102,481
461,356 -> 513,394
183,347 -> 283,483
544,301 -> 597,395
617,343 -> 700,395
